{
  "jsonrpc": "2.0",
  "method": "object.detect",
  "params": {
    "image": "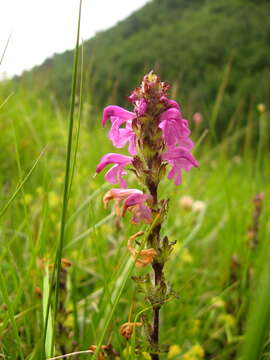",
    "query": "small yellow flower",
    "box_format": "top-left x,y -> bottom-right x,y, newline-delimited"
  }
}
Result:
211,297 -> 225,309
22,193 -> 33,206
56,175 -> 64,184
180,248 -> 193,264
48,191 -> 60,208
191,345 -> 204,357
64,313 -> 74,328
218,313 -> 235,327
257,103 -> 266,113
182,344 -> 204,360
36,186 -> 44,196
168,344 -> 181,358
142,352 -> 152,360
